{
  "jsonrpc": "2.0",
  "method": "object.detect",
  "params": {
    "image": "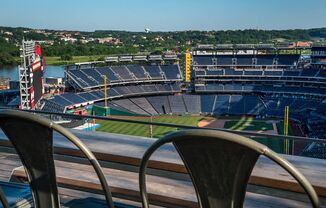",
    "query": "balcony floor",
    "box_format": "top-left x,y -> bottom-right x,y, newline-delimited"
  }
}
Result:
1,150 -> 321,208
